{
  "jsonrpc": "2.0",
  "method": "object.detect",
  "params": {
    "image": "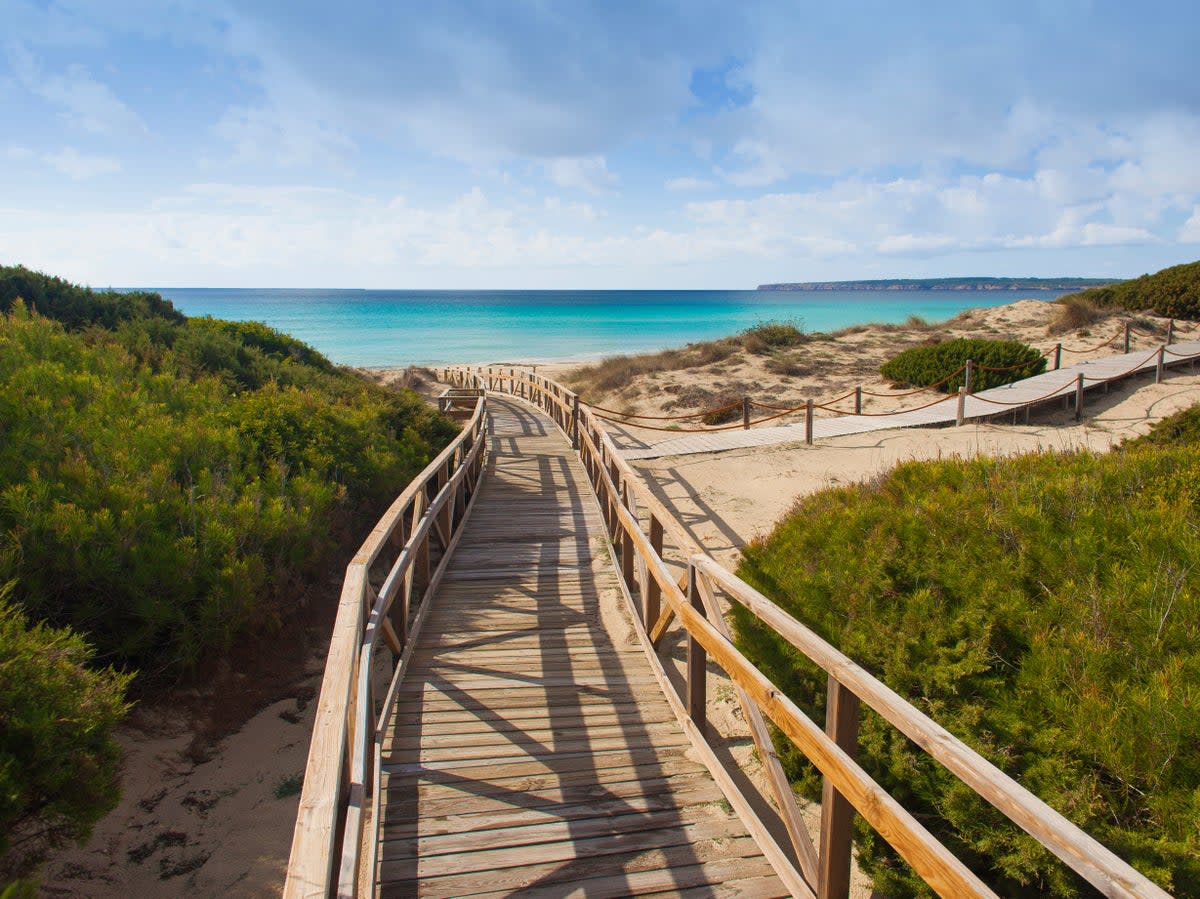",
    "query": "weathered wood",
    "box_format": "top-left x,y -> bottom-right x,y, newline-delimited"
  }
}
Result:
371,397 -> 786,897
819,678 -> 860,899
694,555 -> 1172,899
686,566 -> 708,735
284,397 -> 485,899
